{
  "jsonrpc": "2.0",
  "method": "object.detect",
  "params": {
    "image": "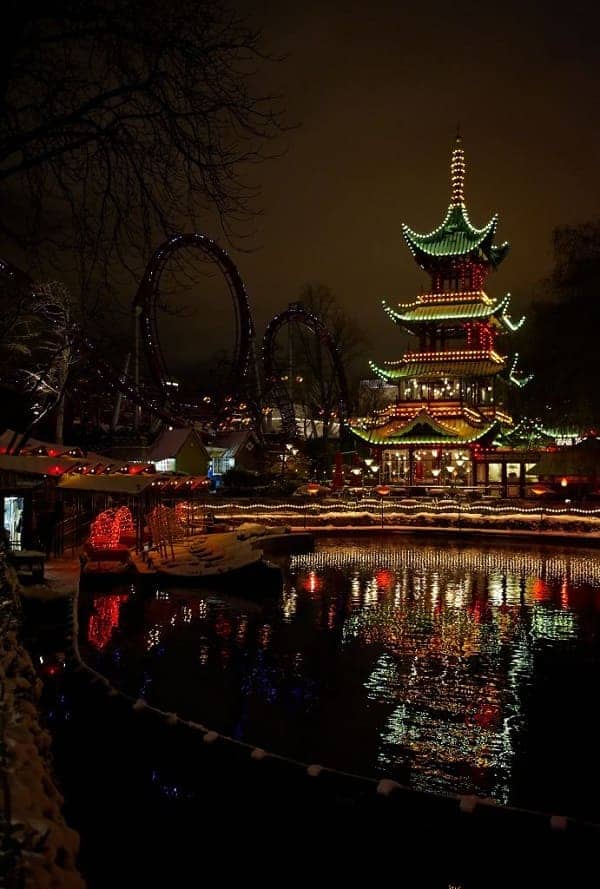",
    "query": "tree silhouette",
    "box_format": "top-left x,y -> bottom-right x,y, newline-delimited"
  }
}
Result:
0,0 -> 285,315
520,220 -> 600,430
